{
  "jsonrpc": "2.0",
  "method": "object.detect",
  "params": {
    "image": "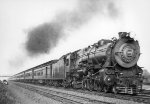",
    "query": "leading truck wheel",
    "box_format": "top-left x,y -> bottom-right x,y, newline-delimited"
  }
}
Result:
112,86 -> 118,94
104,86 -> 109,93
